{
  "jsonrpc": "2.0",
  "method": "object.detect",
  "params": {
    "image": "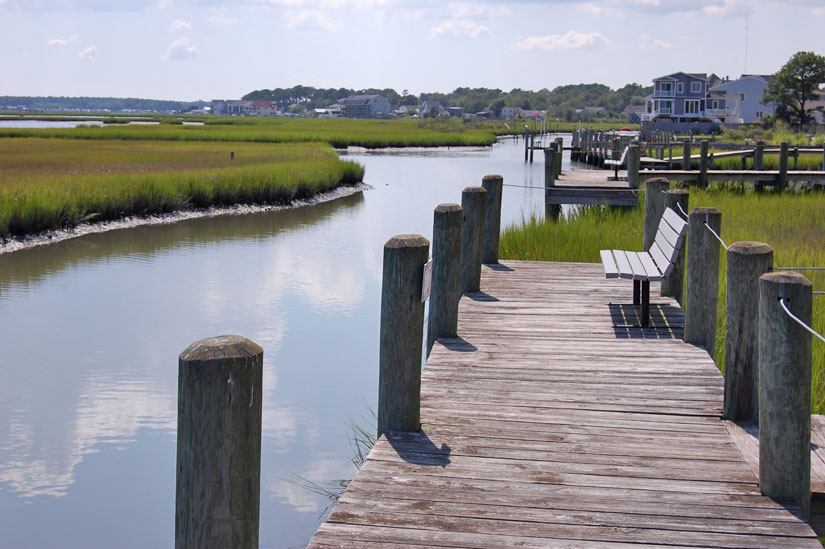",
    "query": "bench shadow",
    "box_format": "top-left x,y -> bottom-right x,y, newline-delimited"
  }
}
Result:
465,291 -> 499,302
484,263 -> 515,272
609,303 -> 684,340
435,337 -> 478,353
384,430 -> 451,468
